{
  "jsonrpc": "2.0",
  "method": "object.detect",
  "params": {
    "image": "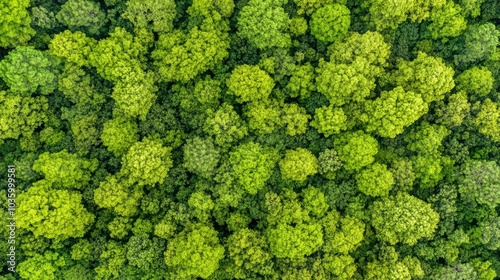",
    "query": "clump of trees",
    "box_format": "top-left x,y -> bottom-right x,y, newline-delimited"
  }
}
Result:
2,0 -> 500,279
